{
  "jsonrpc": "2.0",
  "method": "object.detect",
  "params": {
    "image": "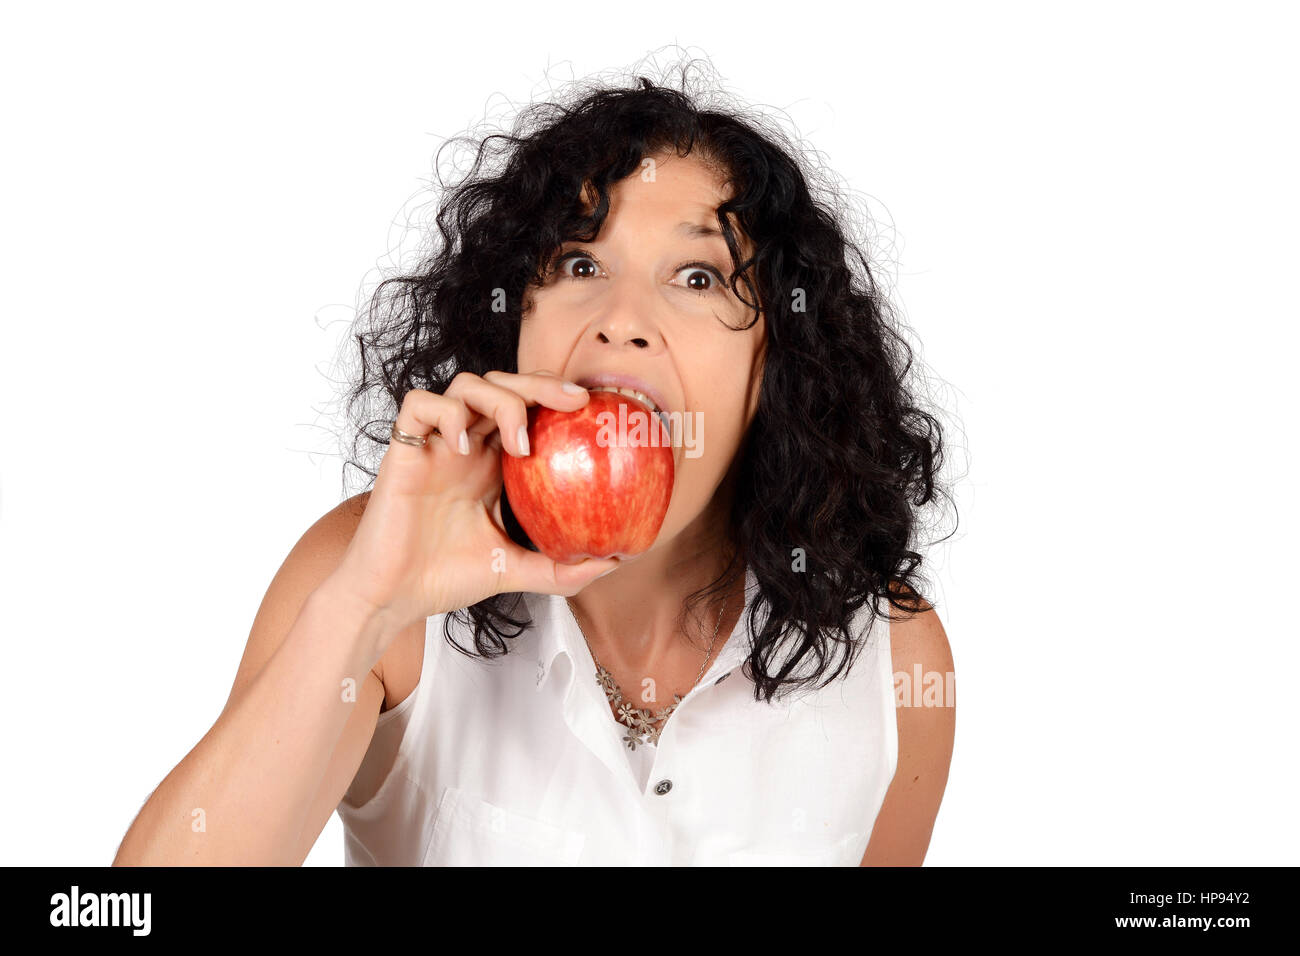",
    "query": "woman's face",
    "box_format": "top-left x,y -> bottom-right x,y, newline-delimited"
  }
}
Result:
517,150 -> 766,556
